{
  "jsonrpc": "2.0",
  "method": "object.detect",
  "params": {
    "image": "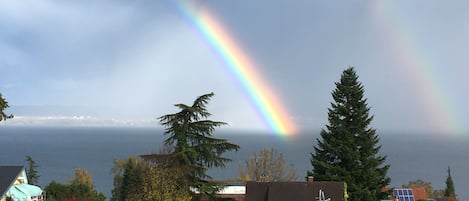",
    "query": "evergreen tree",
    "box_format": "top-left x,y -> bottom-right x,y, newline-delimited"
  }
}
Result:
118,157 -> 144,201
0,92 -> 13,122
444,166 -> 457,201
25,155 -> 40,186
308,67 -> 390,201
157,93 -> 240,199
